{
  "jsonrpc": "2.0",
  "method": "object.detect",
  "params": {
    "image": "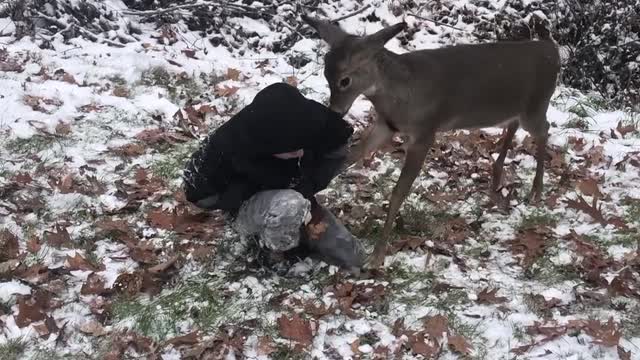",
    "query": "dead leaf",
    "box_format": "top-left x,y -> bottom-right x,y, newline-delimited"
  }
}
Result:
33,315 -> 58,339
448,334 -> 473,355
257,336 -> 276,356
0,229 -> 19,262
585,145 -> 608,167
147,208 -> 176,230
306,221 -> 328,240
23,95 -> 63,112
129,243 -> 158,264
96,218 -> 136,243
214,85 -> 239,97
33,322 -> 50,337
392,235 -> 426,251
15,297 -> 46,328
166,331 -> 200,346
565,195 -> 627,229
407,332 -> 439,358
277,313 -> 313,345
226,68 -> 241,81
12,172 -> 33,185
55,121 -> 72,136
43,224 -> 71,248
577,178 -> 602,199
80,320 -> 107,337
58,173 -> 74,193
584,318 -> 621,347
110,142 -> 145,157
65,253 -> 104,272
392,318 -> 407,337
173,103 -> 211,137
112,86 -> 130,98
53,69 -> 77,84
286,76 -> 298,87
508,227 -> 548,268
190,245 -> 215,263
0,259 -> 20,277
79,103 -> 103,113
350,339 -> 361,355
0,59 -> 24,72
617,121 -> 636,138
81,272 -> 109,296
617,346 -> 631,360
112,272 -> 143,296
147,255 -> 179,274
422,314 -> 448,339
568,136 -> 586,152
477,288 -> 508,305
181,49 -> 197,58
